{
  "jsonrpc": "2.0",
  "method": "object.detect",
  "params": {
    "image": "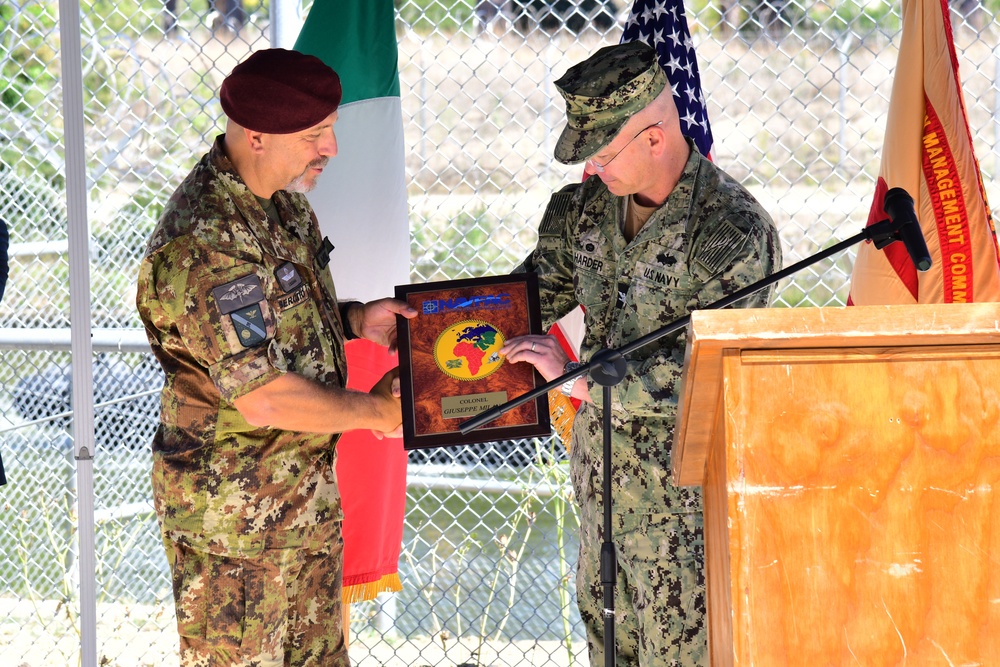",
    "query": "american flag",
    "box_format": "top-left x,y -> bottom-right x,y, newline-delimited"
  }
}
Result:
621,0 -> 714,159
